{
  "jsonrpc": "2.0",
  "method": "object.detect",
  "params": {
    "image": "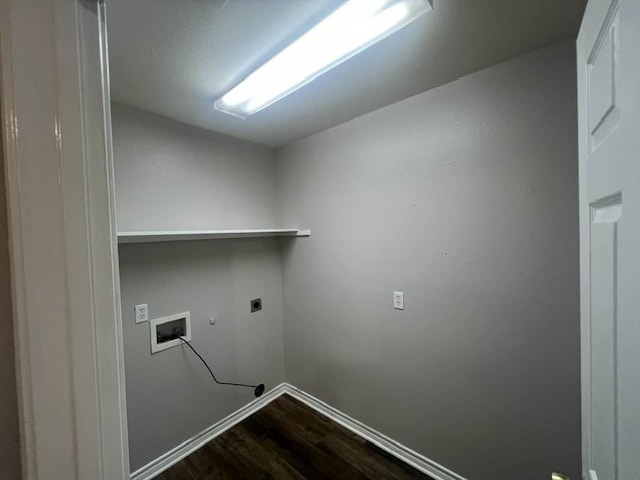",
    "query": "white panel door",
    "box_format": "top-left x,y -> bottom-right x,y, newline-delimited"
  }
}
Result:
577,1 -> 640,480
